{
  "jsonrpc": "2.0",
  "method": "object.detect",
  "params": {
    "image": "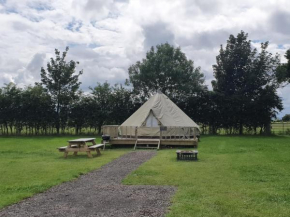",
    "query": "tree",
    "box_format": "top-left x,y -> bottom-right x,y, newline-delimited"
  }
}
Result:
89,82 -> 112,134
69,94 -> 89,135
127,43 -> 207,102
109,84 -> 135,125
212,31 -> 282,134
282,114 -> 290,122
21,84 -> 55,135
276,49 -> 290,84
85,82 -> 135,134
0,83 -> 22,135
40,47 -> 83,134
